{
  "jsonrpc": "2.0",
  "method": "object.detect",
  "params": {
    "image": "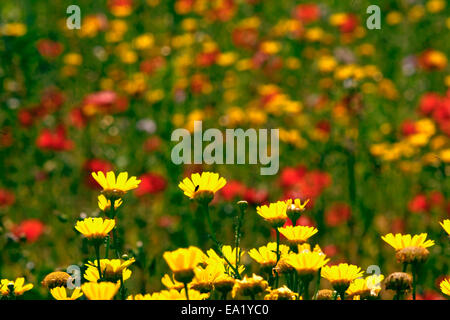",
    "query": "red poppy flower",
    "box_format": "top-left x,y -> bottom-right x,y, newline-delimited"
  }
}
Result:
293,4 -> 320,24
0,189 -> 15,207
408,194 -> 429,213
418,92 -> 442,116
243,188 -> 268,205
12,219 -> 45,243
325,203 -> 351,227
279,165 -> 307,188
220,180 -> 246,201
83,159 -> 113,188
37,39 -> 63,59
135,173 -> 167,196
36,126 -> 73,151
401,120 -> 417,136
